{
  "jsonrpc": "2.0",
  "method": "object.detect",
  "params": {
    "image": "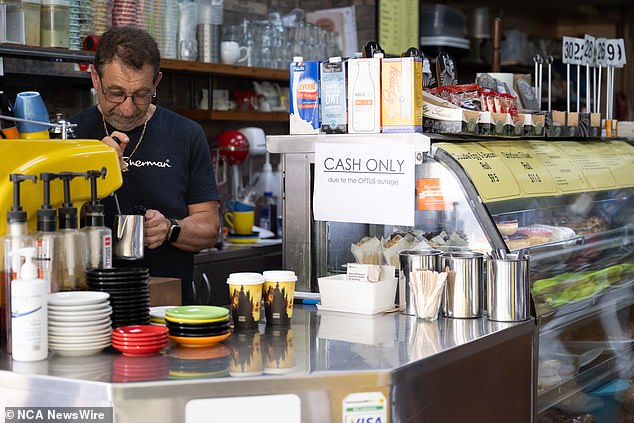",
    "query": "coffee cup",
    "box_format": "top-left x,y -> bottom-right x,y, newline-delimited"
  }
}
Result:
229,329 -> 263,376
227,272 -> 264,329
262,270 -> 297,325
220,41 -> 248,65
227,199 -> 255,212
224,210 -> 254,235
